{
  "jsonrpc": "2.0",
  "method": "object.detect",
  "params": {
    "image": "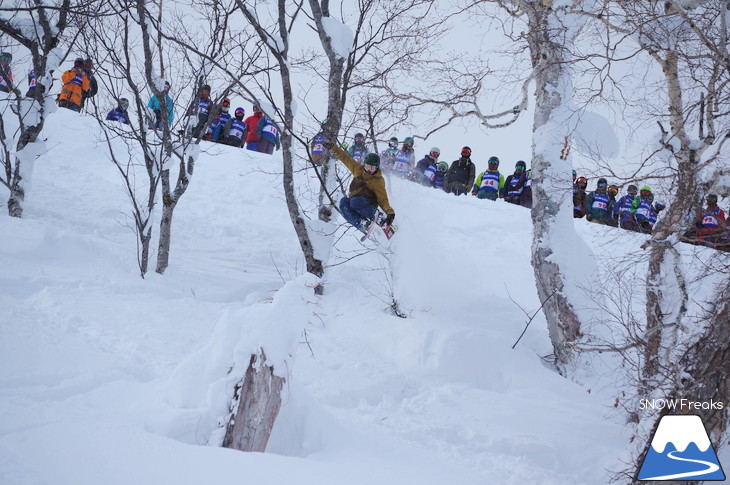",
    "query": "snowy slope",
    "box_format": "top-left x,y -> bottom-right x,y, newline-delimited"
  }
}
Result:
1,109 -> 640,485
